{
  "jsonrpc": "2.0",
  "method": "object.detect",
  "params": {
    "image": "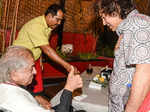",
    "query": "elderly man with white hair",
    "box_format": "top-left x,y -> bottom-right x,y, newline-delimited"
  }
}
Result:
0,46 -> 83,112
